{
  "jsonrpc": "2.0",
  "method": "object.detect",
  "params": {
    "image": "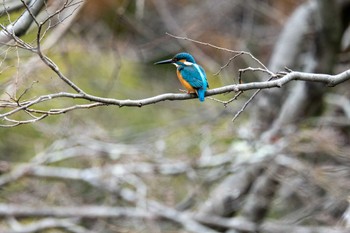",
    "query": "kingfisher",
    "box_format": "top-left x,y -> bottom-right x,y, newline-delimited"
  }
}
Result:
155,52 -> 208,102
